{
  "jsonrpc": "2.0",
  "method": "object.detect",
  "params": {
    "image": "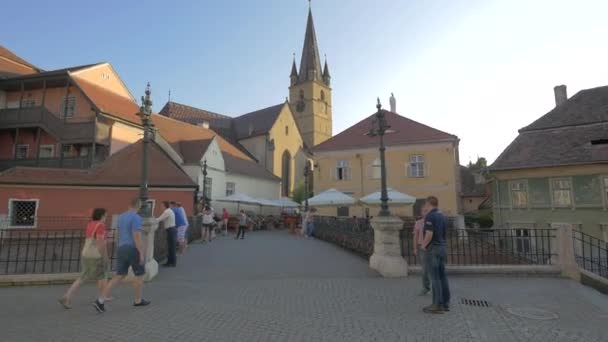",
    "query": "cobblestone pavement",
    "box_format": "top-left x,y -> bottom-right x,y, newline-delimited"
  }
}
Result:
1,231 -> 607,342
